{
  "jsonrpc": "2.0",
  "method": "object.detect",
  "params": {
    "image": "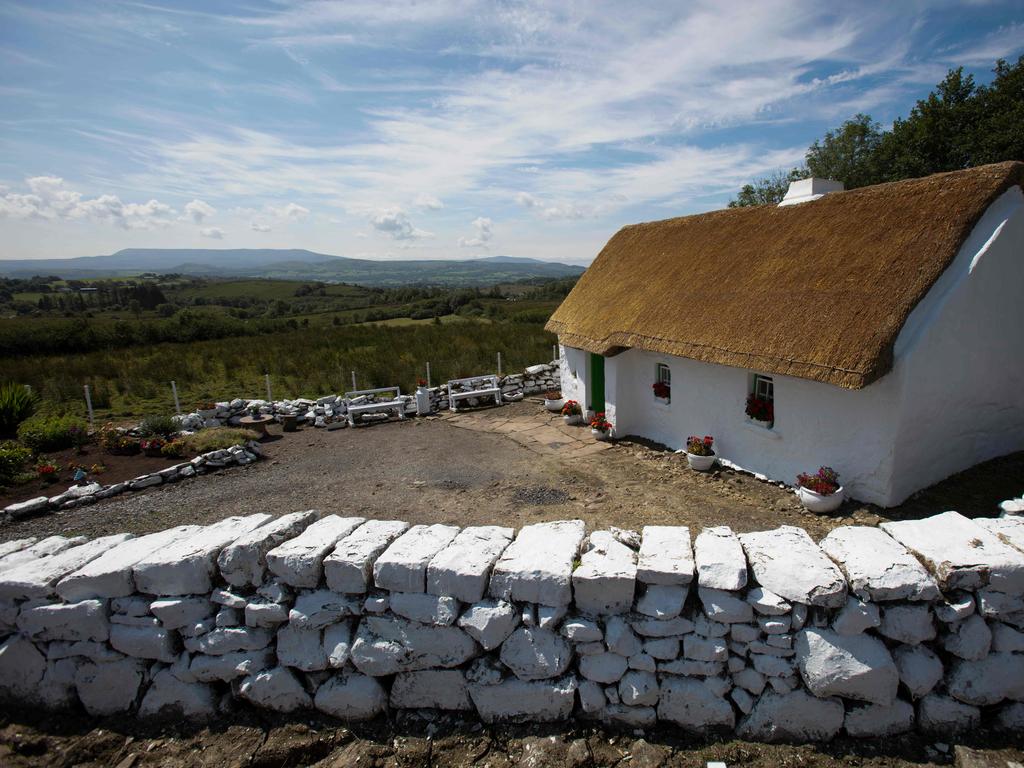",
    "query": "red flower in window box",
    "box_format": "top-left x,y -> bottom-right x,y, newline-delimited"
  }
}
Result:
652,381 -> 671,399
745,394 -> 774,423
